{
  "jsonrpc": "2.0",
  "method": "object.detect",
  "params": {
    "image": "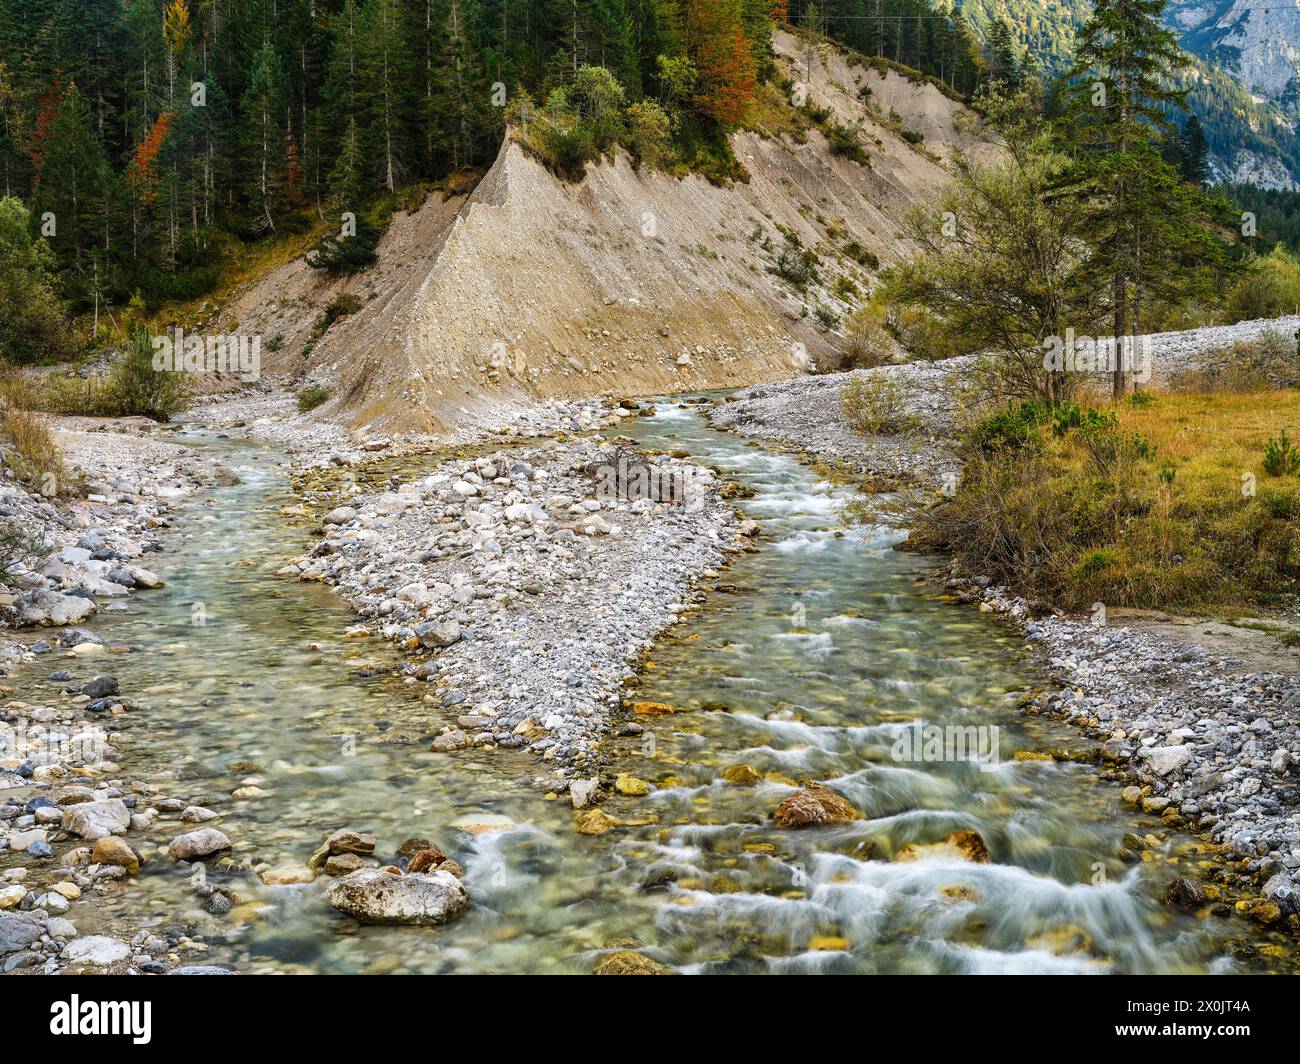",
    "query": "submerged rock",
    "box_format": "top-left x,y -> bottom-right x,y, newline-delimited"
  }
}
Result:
1165,877 -> 1207,909
327,868 -> 469,926
896,829 -> 991,864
